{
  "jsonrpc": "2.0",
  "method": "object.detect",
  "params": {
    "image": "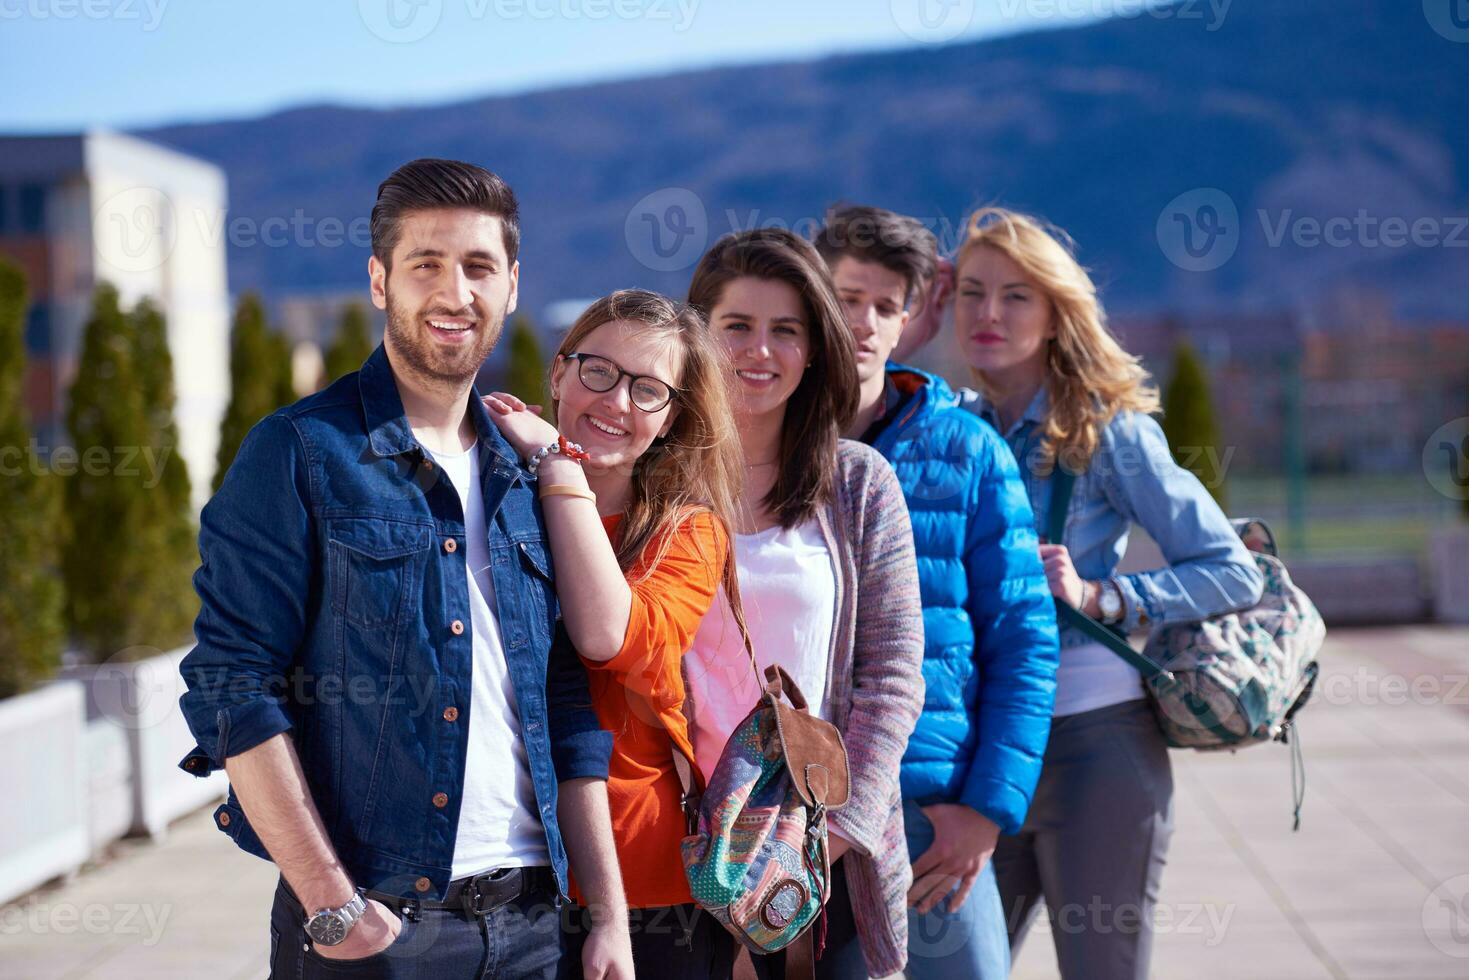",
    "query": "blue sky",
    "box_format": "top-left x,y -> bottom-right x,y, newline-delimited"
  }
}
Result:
0,0 -> 1161,131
